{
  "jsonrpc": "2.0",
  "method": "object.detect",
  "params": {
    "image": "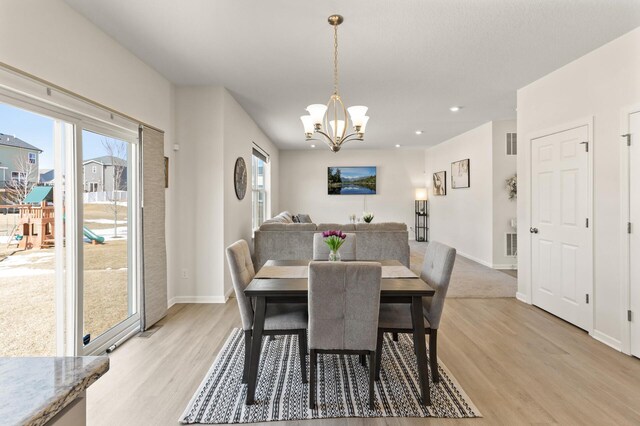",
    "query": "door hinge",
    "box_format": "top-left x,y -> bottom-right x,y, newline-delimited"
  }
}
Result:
580,141 -> 589,152
629,310 -> 633,322
622,133 -> 631,146
629,222 -> 632,234
585,294 -> 589,304
585,218 -> 589,228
